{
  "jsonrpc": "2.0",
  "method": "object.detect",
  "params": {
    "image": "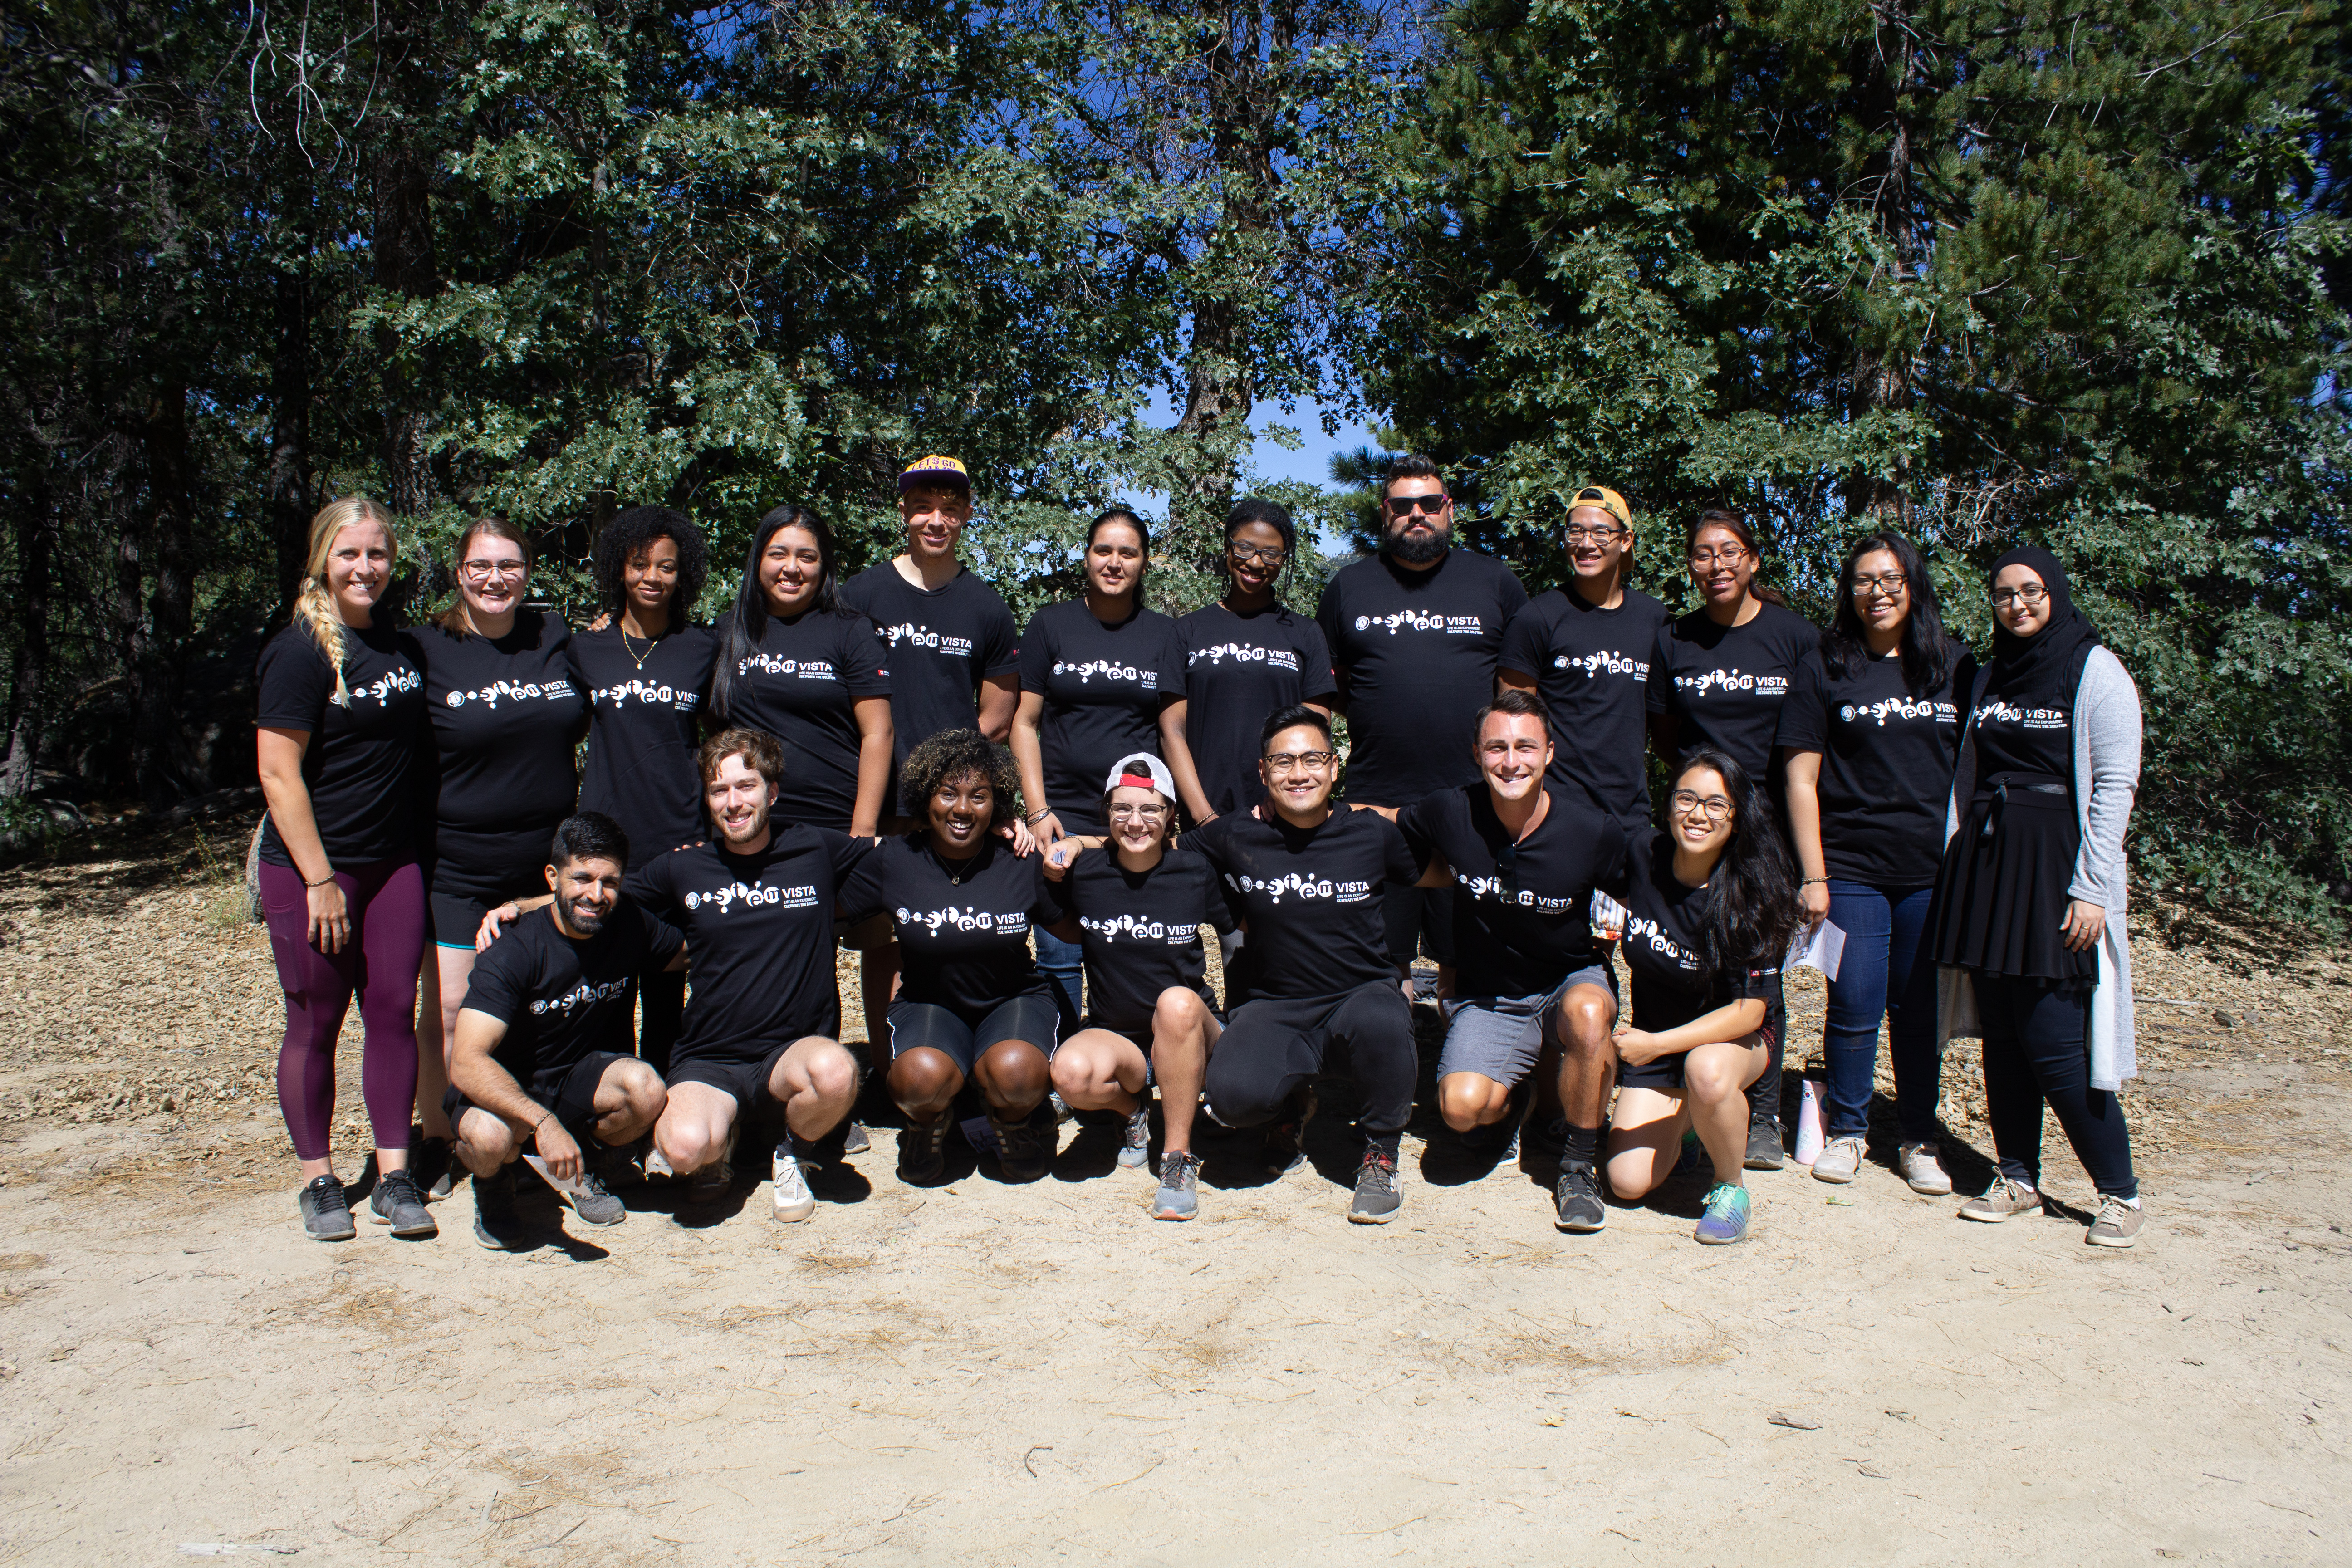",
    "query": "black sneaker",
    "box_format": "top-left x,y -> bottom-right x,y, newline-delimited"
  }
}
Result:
1553,1160 -> 1607,1233
990,1102 -> 1054,1182
1744,1115 -> 1785,1172
368,1168 -> 438,1238
841,1121 -> 872,1157
1348,1145 -> 1402,1224
471,1164 -> 530,1251
409,1129 -> 455,1200
1261,1085 -> 1317,1176
898,1117 -> 951,1184
560,1167 -> 627,1226
299,1174 -> 355,1242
